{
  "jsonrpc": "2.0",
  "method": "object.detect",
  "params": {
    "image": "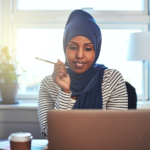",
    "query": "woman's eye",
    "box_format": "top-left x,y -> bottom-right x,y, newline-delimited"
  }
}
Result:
69,46 -> 77,50
85,48 -> 92,51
